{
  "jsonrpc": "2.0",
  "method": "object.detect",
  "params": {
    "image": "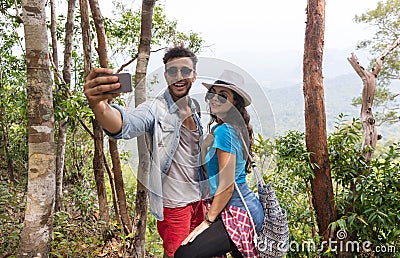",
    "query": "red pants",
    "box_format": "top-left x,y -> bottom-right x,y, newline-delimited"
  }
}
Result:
157,200 -> 205,257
